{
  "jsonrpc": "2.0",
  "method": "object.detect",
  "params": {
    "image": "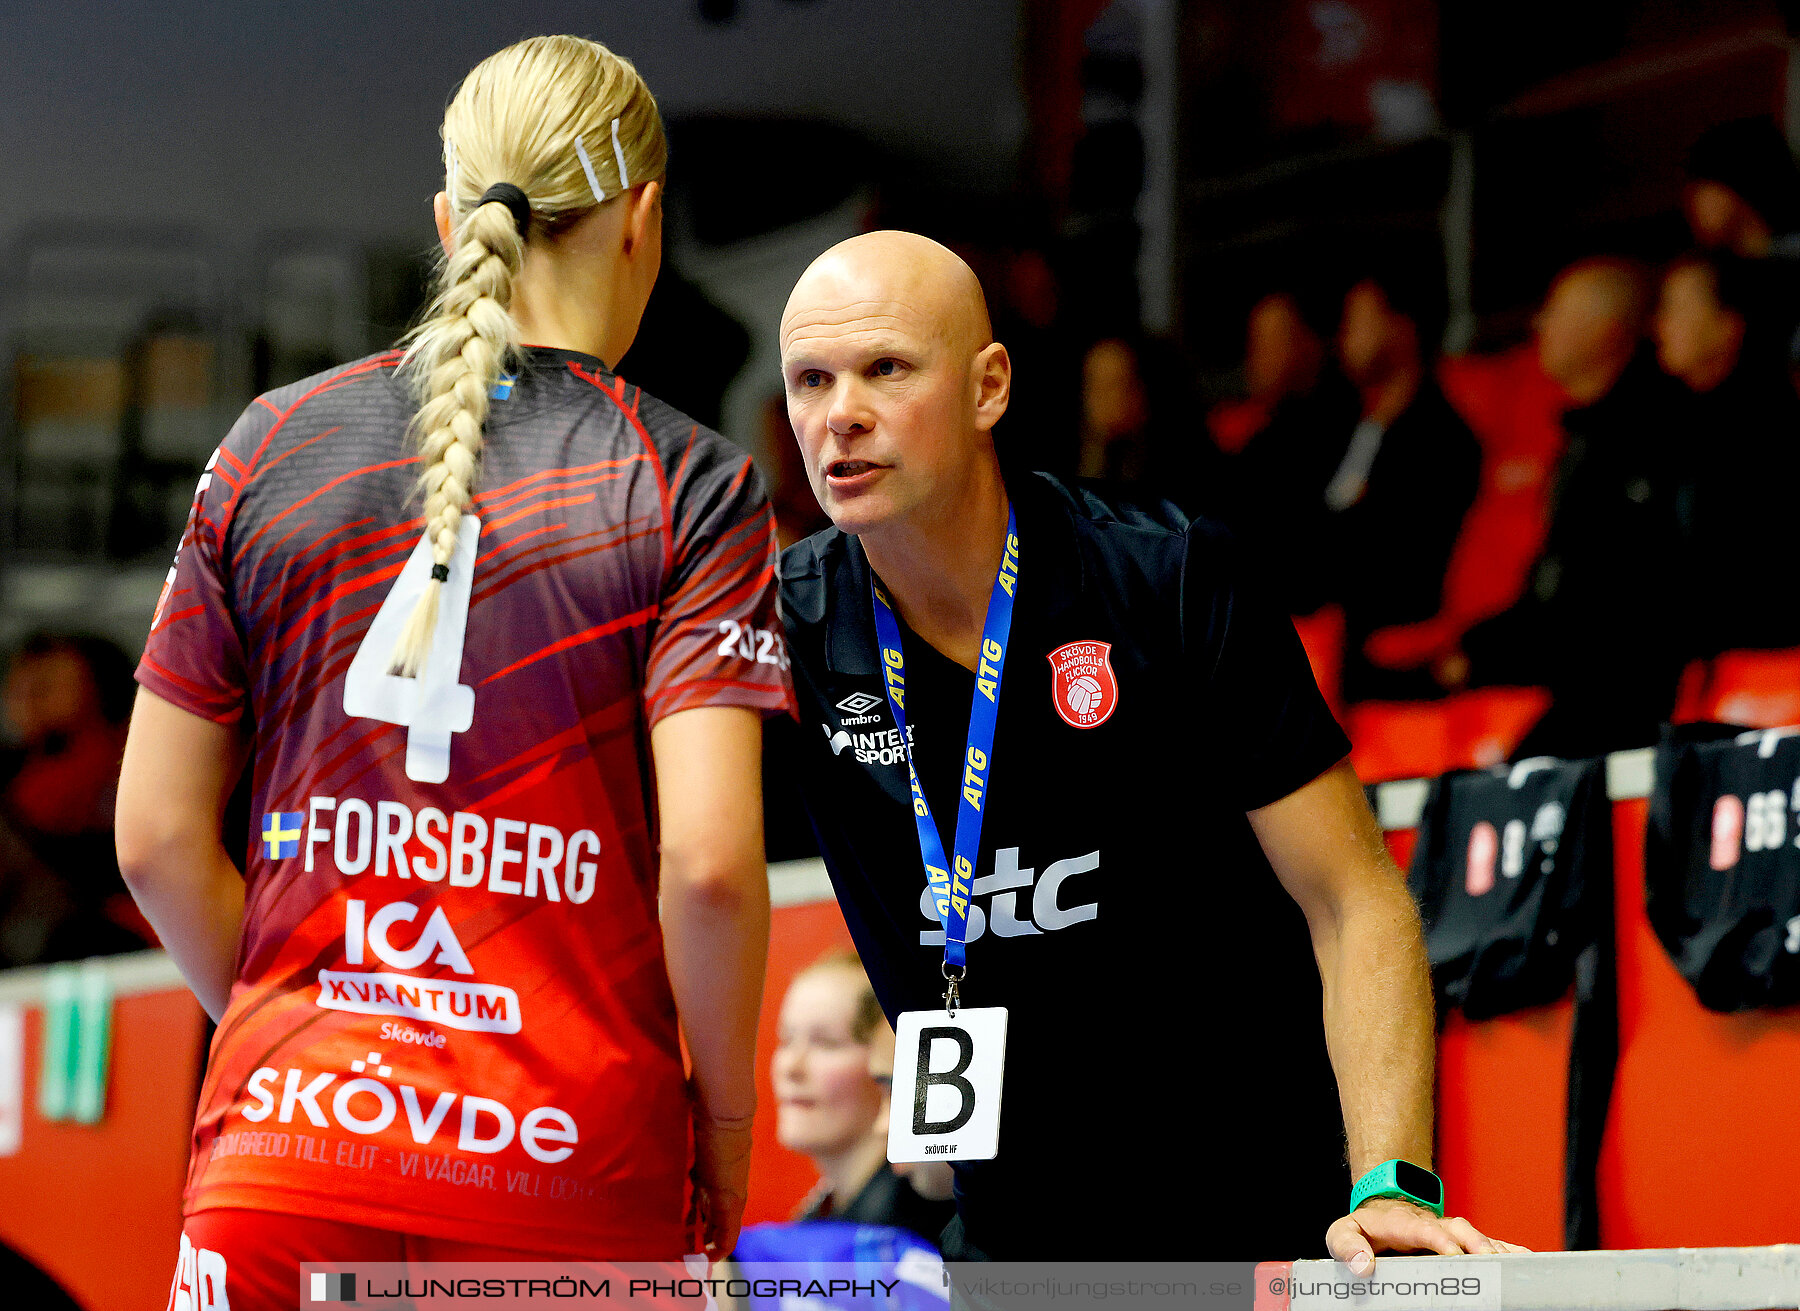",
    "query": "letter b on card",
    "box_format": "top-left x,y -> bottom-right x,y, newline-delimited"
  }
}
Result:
888,1006 -> 1006,1163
